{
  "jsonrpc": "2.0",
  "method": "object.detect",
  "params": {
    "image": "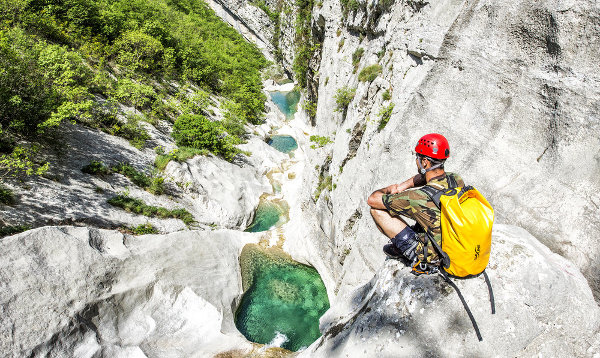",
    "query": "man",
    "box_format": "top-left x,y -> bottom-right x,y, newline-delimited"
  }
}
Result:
367,133 -> 464,265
